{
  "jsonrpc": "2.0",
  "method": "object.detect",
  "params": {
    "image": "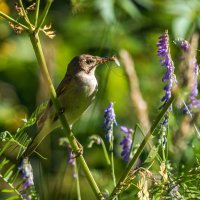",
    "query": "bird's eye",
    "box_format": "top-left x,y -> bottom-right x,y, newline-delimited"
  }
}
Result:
86,59 -> 93,65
